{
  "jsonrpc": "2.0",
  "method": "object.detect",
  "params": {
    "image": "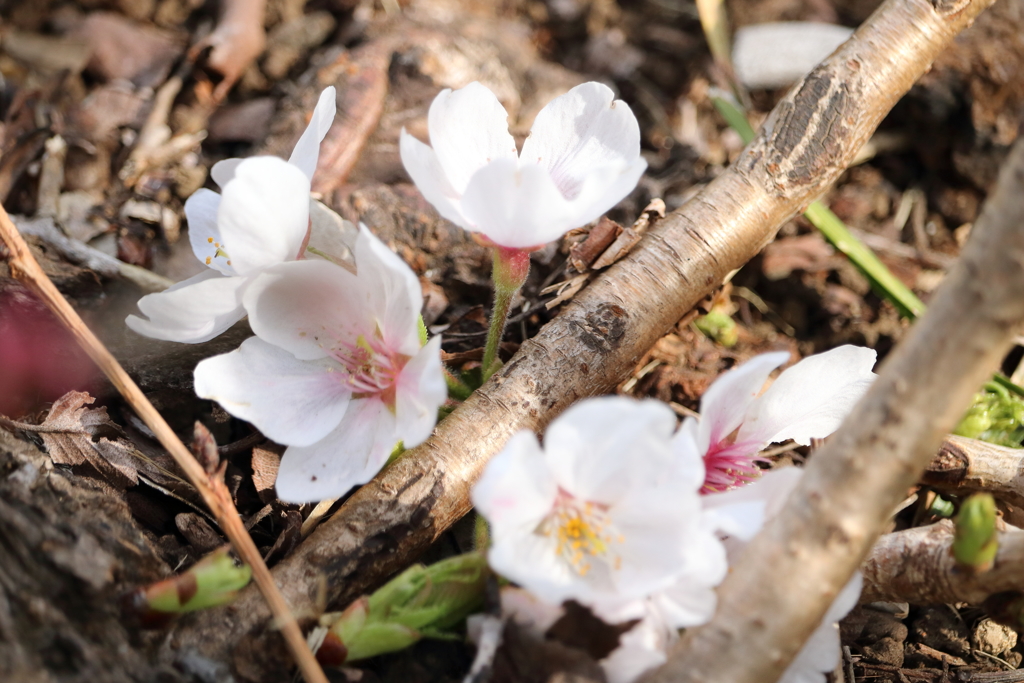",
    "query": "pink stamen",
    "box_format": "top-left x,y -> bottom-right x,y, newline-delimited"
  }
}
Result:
701,438 -> 766,494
